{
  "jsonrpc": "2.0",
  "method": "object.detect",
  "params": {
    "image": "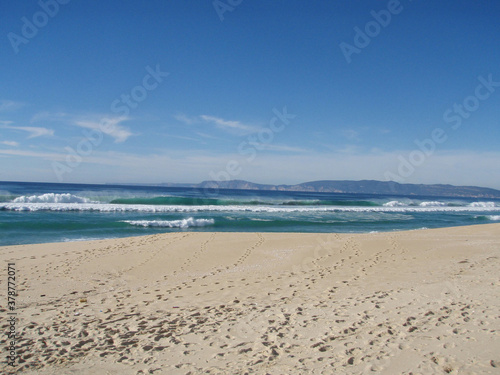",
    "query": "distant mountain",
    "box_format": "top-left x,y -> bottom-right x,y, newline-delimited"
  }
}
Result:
194,179 -> 500,198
